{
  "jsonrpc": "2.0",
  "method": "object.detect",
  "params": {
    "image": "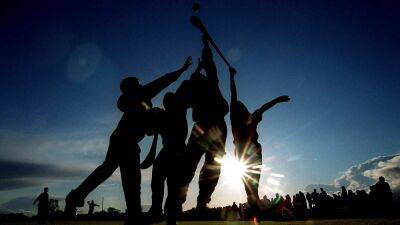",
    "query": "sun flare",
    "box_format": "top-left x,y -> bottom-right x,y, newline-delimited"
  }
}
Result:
216,153 -> 285,195
215,154 -> 251,189
221,156 -> 247,180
